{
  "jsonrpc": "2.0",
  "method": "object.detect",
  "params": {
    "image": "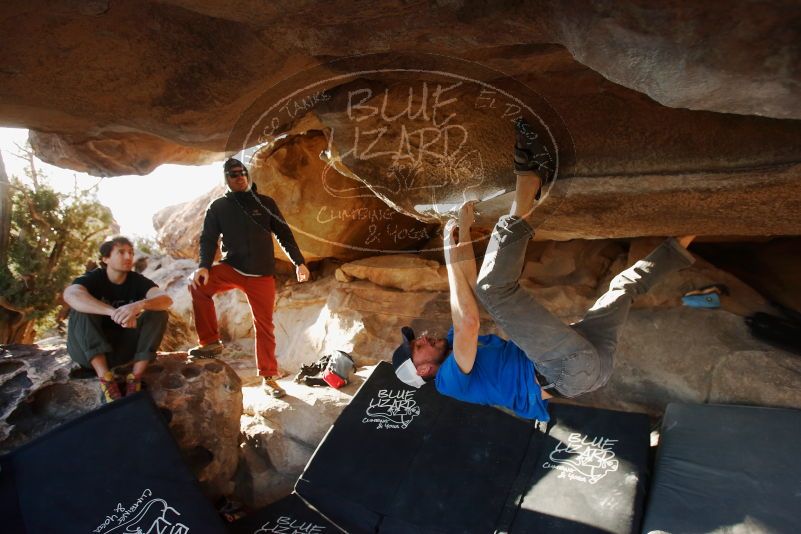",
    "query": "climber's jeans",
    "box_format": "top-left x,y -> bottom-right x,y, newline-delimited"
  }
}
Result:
475,215 -> 695,397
